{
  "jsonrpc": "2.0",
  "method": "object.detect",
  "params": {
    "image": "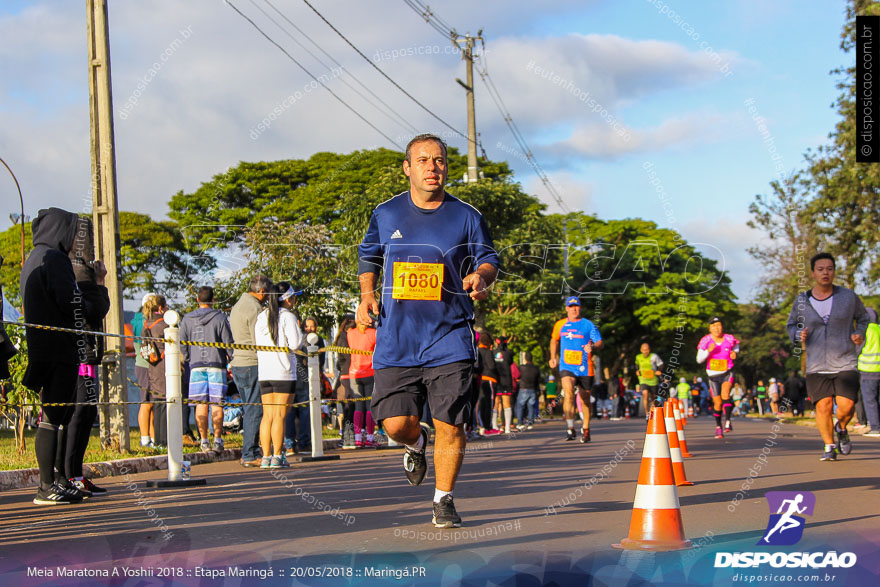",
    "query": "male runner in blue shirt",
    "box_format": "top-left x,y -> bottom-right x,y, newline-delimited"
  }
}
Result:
549,297 -> 603,443
357,133 -> 499,528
